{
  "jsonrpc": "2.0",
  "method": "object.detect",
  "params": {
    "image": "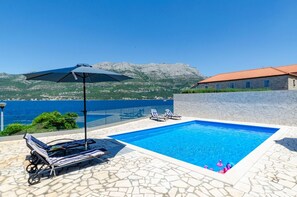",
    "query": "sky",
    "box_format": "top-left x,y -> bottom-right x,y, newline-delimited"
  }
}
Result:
0,0 -> 296,76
